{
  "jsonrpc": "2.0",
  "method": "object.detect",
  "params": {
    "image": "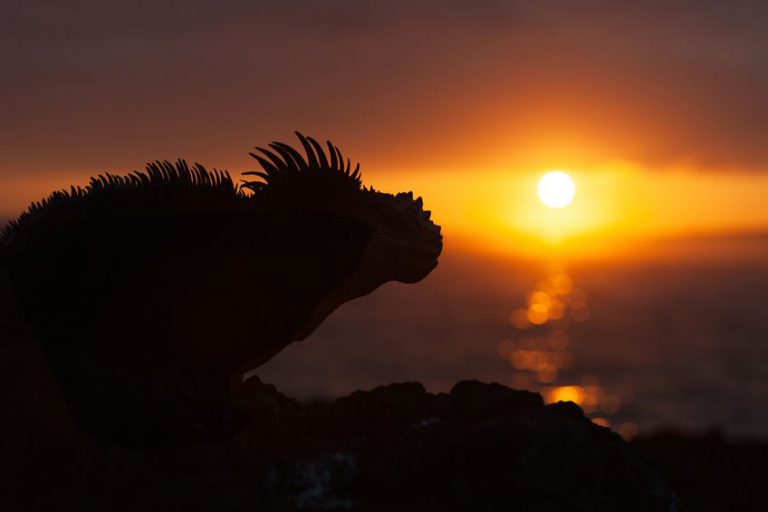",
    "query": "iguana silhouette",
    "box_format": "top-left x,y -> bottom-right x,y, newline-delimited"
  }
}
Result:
0,132 -> 442,444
